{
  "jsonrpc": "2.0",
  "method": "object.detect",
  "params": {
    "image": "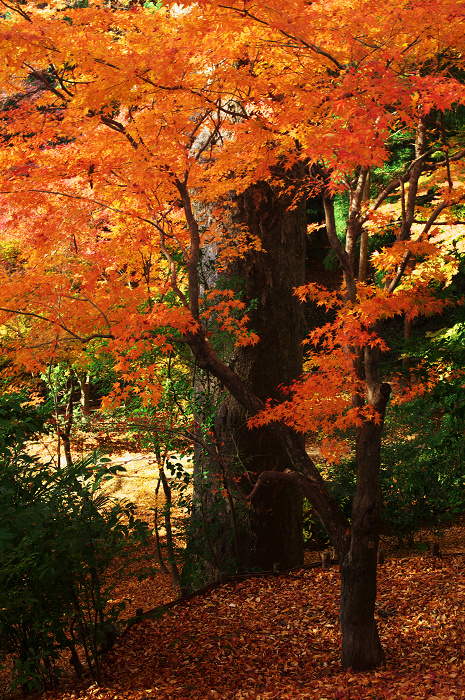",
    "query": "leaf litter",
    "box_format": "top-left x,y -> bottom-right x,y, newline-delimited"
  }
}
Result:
12,444 -> 465,700
37,553 -> 464,700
